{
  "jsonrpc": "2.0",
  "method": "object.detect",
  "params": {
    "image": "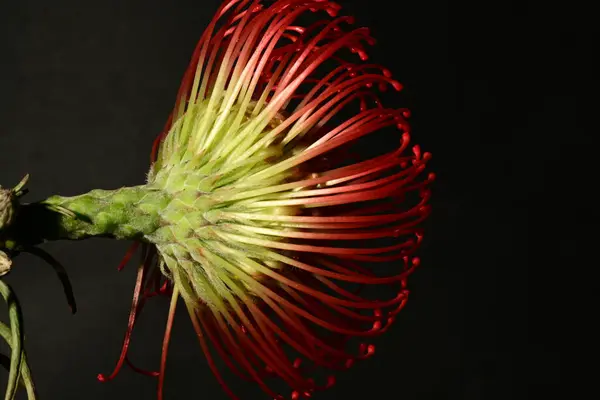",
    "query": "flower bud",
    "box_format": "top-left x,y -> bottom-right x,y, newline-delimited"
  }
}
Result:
0,250 -> 11,276
0,188 -> 16,231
